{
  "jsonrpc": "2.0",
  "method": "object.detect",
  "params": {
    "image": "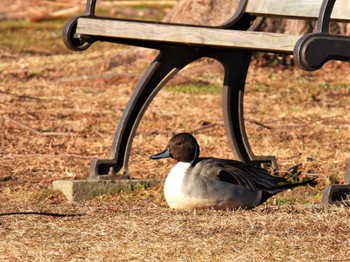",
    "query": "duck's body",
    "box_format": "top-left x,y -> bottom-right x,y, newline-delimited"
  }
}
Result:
151,133 -> 315,210
164,161 -> 262,209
